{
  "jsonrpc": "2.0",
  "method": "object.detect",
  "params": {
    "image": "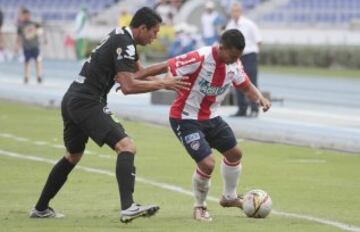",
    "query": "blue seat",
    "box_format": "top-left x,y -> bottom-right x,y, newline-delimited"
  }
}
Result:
256,0 -> 359,26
